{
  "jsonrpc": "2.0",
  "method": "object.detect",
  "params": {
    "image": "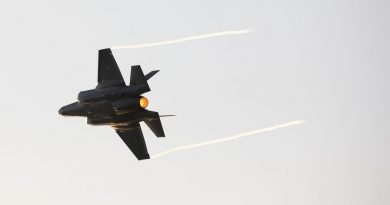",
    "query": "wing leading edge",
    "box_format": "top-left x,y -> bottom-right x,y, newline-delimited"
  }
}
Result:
115,123 -> 150,160
97,48 -> 126,88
